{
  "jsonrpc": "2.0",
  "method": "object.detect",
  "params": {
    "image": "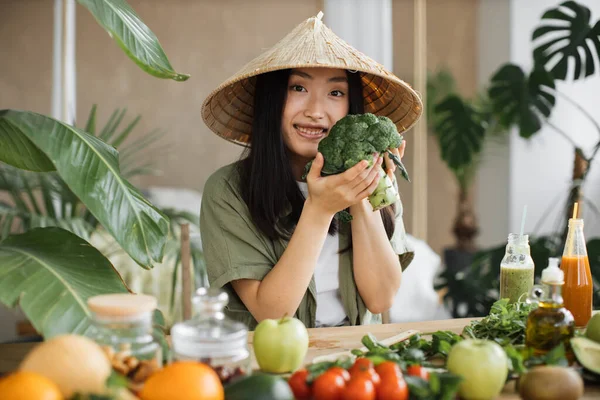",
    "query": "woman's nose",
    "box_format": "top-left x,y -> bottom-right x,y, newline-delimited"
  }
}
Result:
304,95 -> 325,120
